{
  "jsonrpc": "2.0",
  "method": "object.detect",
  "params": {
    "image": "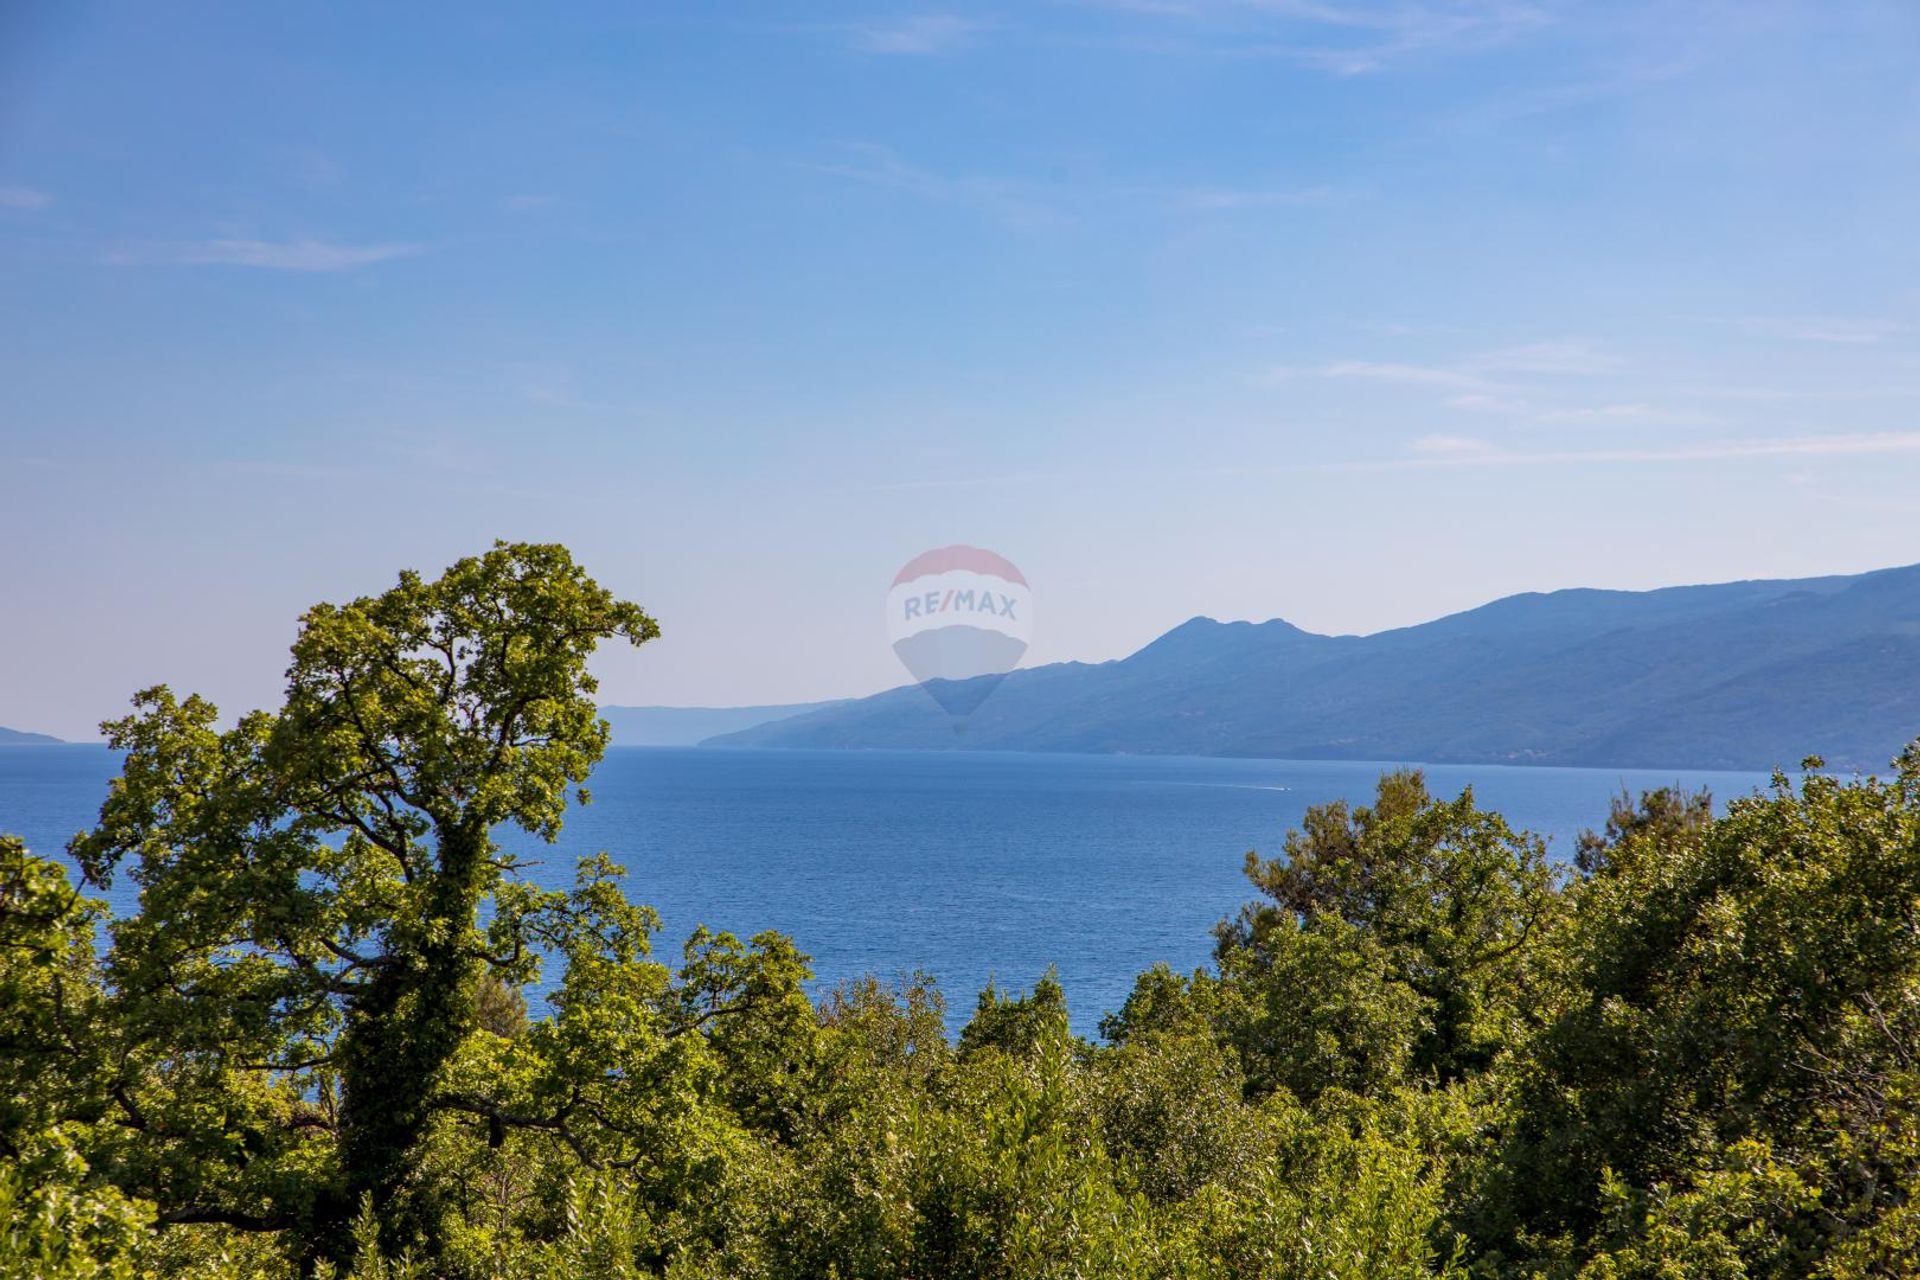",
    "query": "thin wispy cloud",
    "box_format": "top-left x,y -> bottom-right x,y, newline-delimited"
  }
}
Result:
113,237 -> 423,272
847,14 -> 987,54
1385,430 -> 1920,470
1311,342 -> 1722,434
0,186 -> 51,209
1441,395 -> 1716,427
1271,2 -> 1554,75
1735,315 -> 1904,345
850,428 -> 1920,493
1536,402 -> 1716,427
1447,392 -> 1530,414
1684,384 -> 1920,403
1081,0 -> 1556,73
1315,339 -> 1619,395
